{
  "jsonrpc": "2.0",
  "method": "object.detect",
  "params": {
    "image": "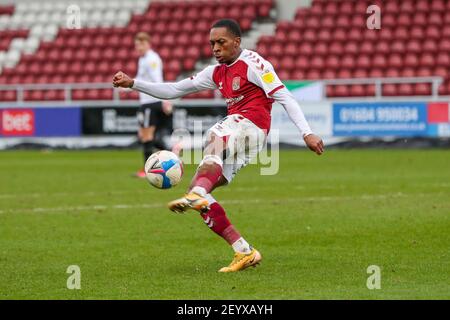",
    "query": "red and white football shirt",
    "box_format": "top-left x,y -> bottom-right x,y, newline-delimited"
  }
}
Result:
190,49 -> 285,132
